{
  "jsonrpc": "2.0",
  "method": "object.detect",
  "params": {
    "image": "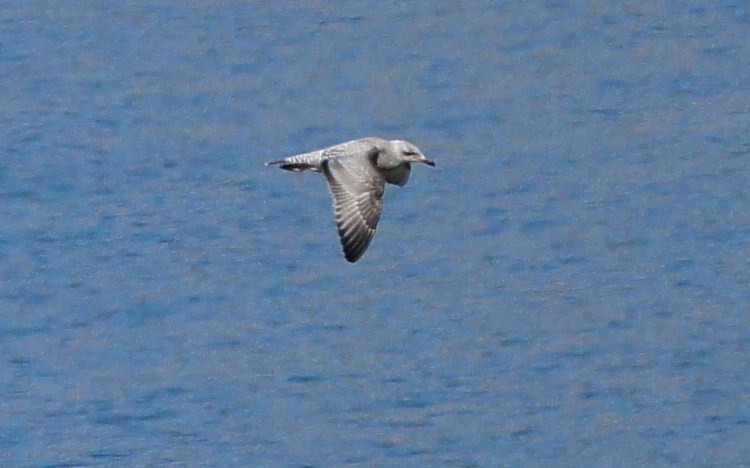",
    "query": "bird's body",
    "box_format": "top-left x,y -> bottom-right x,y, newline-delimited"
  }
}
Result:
267,137 -> 435,262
